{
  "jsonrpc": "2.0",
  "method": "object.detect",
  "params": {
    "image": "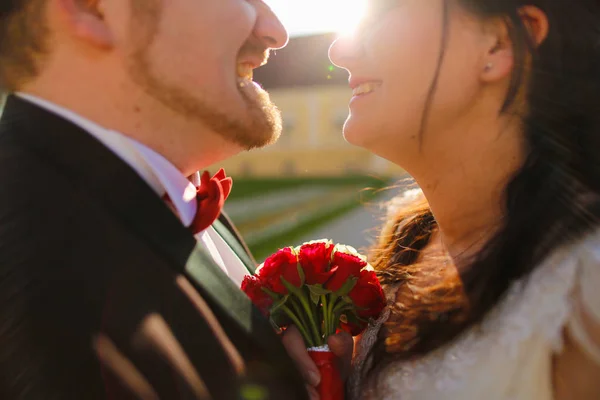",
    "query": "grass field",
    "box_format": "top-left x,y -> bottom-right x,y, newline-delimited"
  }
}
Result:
225,175 -> 392,260
227,176 -> 389,200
